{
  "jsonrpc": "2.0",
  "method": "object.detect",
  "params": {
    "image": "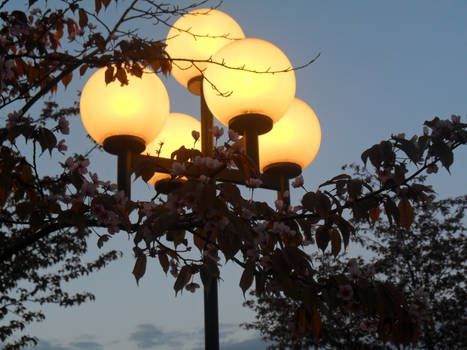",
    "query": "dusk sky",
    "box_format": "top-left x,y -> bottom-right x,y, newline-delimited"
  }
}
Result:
6,1 -> 466,349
